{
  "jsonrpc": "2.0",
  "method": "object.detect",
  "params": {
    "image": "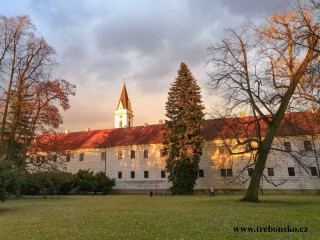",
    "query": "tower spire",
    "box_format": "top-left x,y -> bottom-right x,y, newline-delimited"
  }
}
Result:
115,82 -> 133,128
